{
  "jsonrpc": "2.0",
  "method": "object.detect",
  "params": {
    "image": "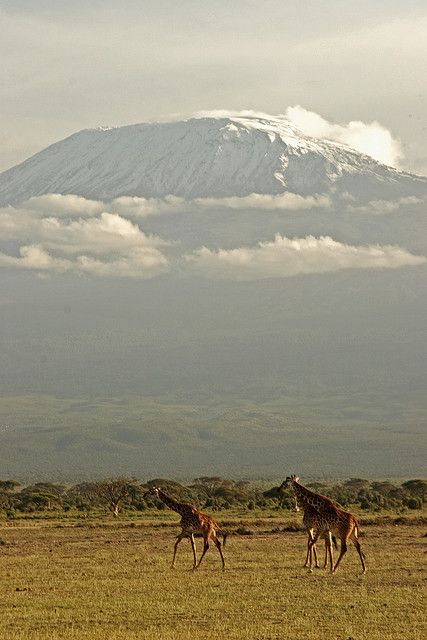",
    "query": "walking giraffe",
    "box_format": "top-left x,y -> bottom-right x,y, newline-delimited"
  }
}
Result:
290,494 -> 338,570
280,475 -> 366,574
144,486 -> 226,570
